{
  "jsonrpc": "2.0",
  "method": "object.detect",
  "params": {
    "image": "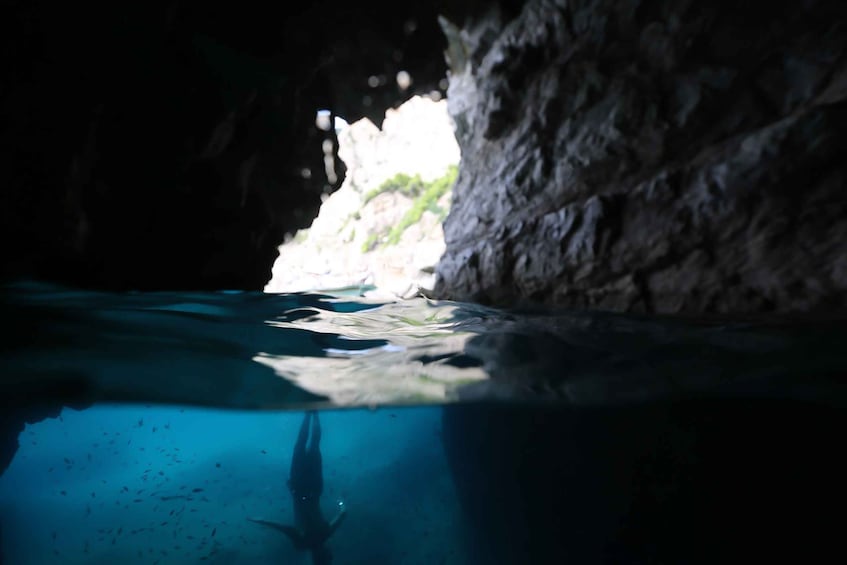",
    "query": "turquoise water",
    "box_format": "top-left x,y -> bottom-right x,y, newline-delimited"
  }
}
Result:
1,405 -> 460,564
2,280 -> 847,563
